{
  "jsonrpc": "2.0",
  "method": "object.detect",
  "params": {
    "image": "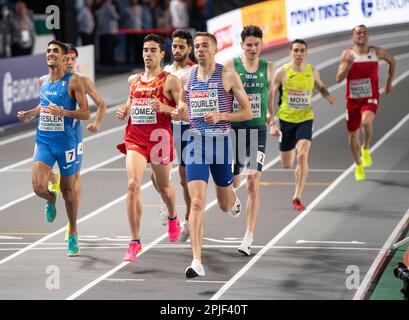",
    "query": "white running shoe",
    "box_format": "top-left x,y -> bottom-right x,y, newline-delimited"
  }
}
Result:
159,201 -> 167,226
179,220 -> 189,242
229,195 -> 241,218
238,237 -> 253,256
185,259 -> 205,278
